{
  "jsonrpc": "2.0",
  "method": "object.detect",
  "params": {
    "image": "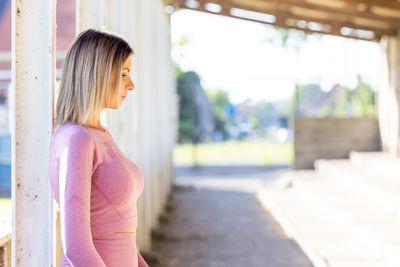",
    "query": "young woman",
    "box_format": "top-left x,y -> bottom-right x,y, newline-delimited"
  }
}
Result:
49,29 -> 149,267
